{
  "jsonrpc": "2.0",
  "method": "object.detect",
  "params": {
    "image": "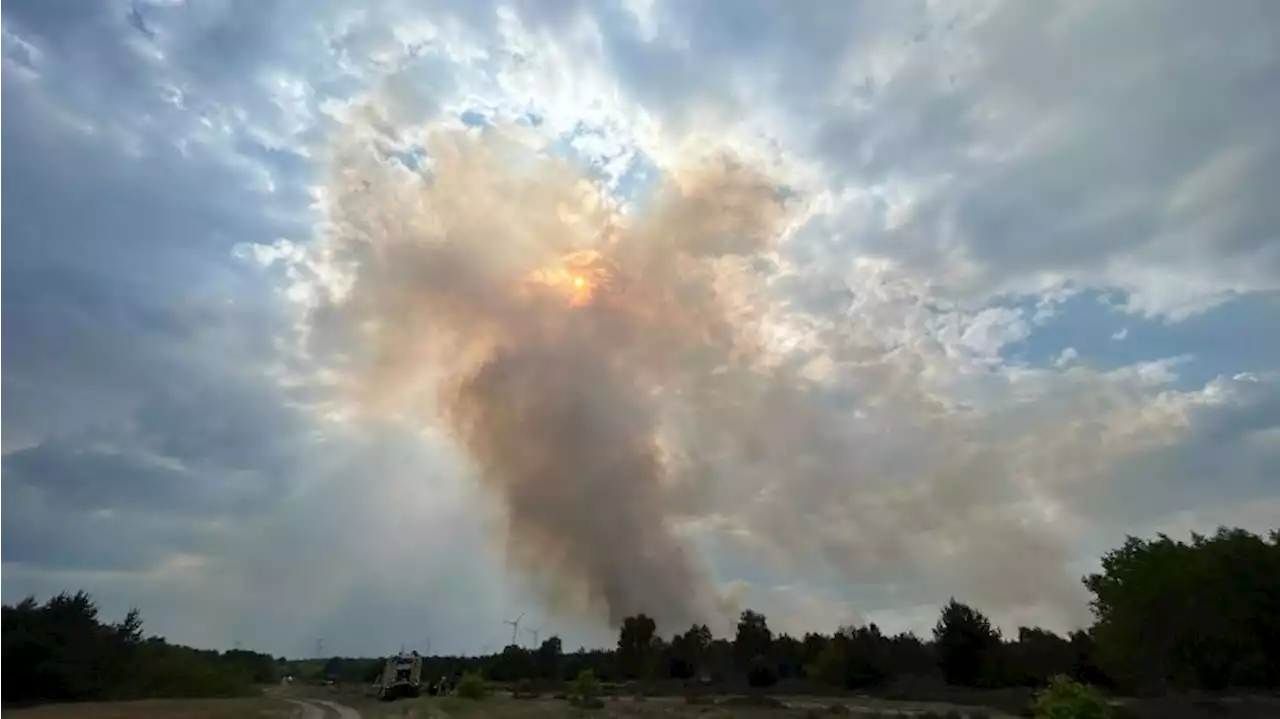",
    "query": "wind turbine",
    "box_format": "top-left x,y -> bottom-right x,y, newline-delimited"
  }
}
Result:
503,612 -> 525,646
524,626 -> 541,648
